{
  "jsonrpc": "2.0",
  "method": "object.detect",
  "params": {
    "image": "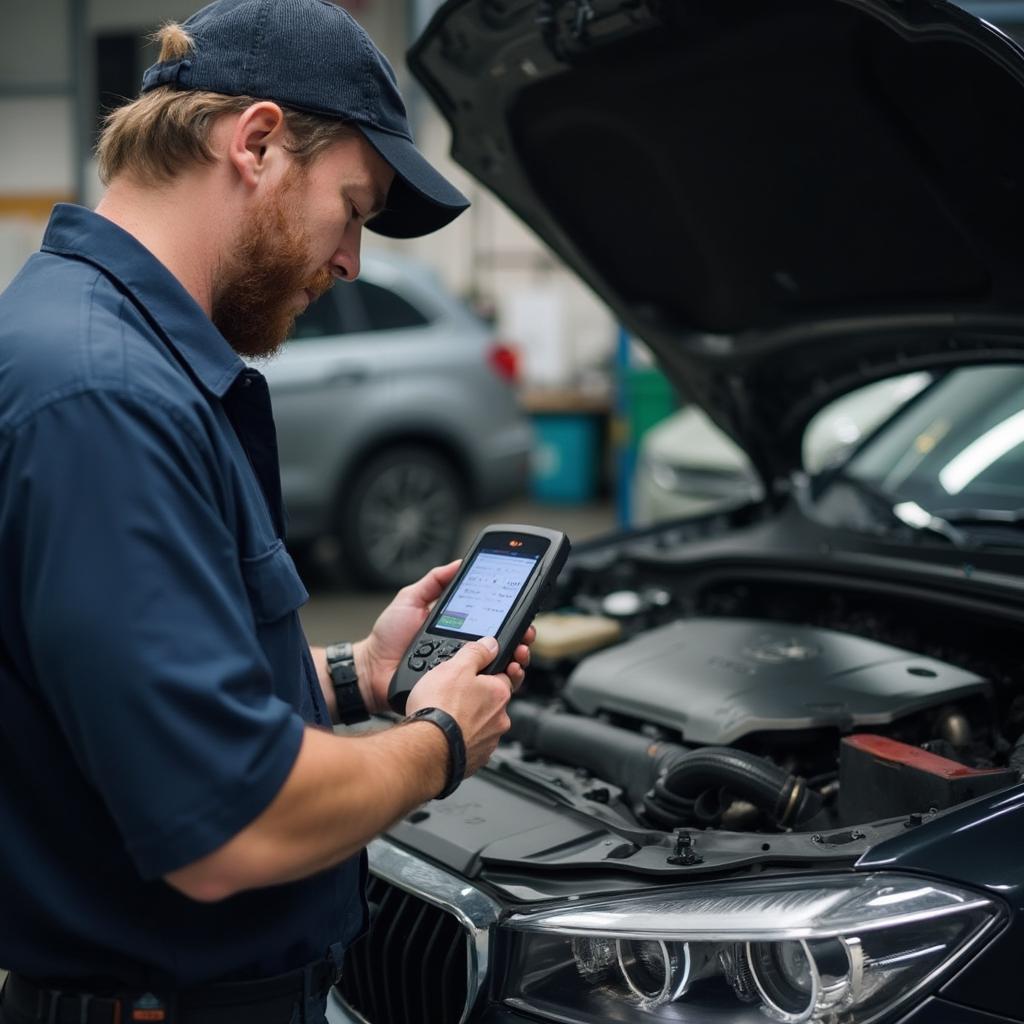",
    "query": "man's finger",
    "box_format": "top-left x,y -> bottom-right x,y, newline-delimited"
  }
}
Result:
508,662 -> 525,692
454,636 -> 499,673
512,643 -> 530,668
